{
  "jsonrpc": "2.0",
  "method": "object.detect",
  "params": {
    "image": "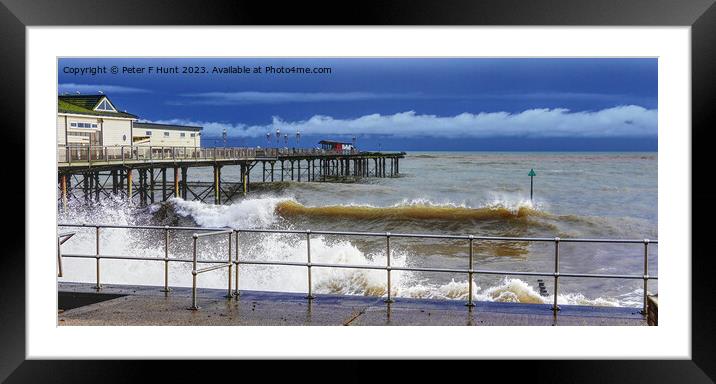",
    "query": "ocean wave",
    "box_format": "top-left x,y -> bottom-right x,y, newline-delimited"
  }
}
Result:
170,197 -> 286,228
276,199 -> 544,221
